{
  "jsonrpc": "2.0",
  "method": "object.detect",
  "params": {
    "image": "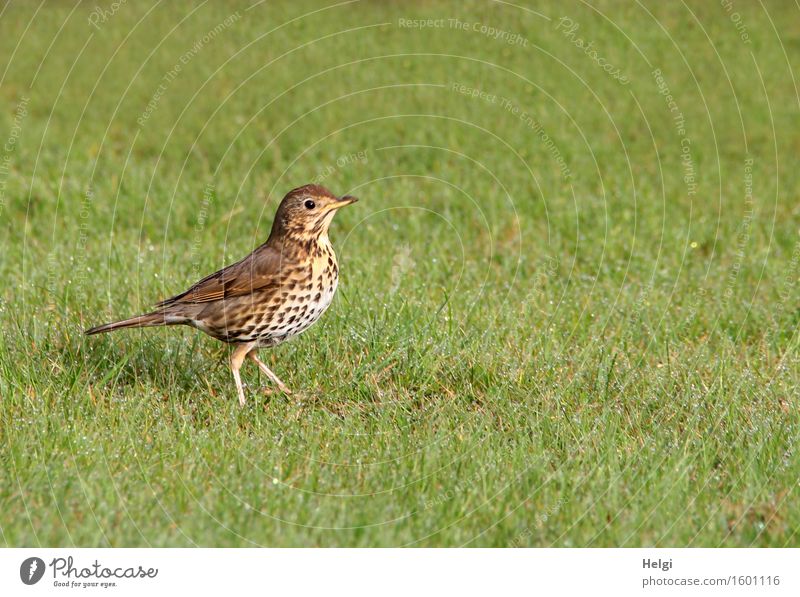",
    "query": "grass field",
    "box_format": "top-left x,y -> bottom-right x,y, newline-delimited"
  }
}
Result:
1,0 -> 799,547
